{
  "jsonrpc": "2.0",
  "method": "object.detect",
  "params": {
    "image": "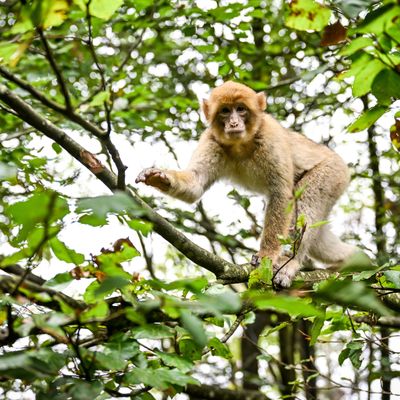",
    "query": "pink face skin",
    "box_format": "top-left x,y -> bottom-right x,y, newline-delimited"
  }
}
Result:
218,104 -> 248,137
